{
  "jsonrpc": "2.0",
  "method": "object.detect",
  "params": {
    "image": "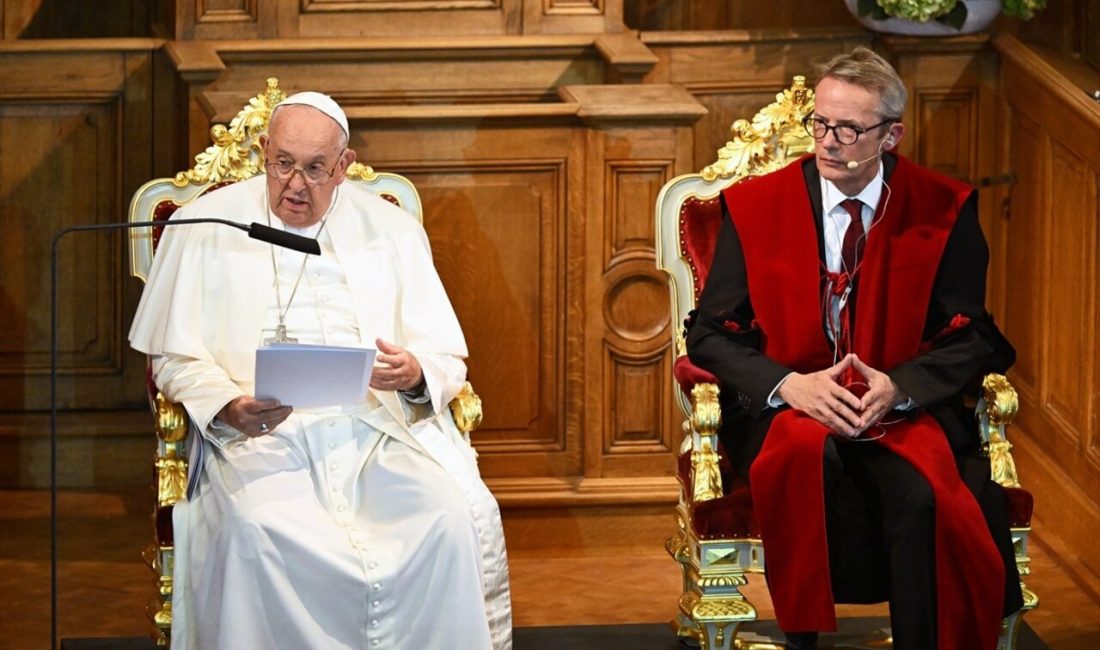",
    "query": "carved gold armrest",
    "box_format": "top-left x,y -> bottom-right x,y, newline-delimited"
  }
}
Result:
154,392 -> 190,507
690,383 -> 723,503
978,373 -> 1021,488
448,381 -> 483,444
